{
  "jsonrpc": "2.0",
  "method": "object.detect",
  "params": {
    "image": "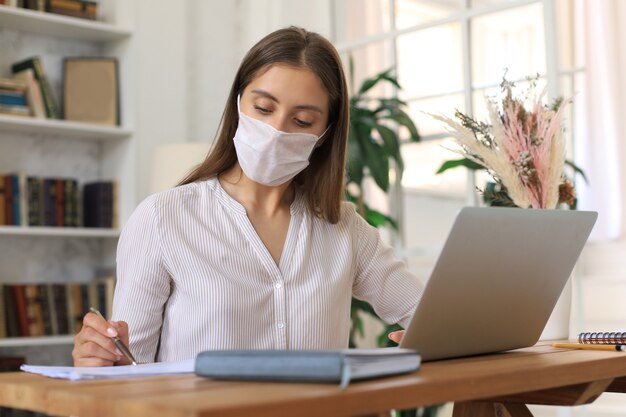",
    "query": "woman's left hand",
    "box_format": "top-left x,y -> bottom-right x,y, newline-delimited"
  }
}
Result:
388,330 -> 404,344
